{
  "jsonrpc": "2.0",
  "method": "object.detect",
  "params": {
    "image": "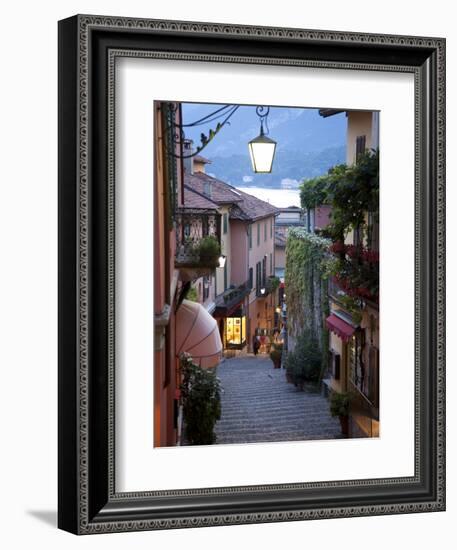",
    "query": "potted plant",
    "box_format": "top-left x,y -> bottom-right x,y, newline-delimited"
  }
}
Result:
267,275 -> 280,292
284,332 -> 321,389
269,343 -> 283,369
329,391 -> 352,436
179,354 -> 221,445
197,235 -> 221,268
284,351 -> 296,384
